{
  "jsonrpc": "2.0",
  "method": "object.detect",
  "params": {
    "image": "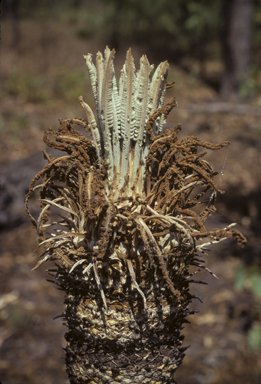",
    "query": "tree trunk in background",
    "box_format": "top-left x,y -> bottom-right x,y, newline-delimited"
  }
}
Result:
220,0 -> 253,98
2,0 -> 21,49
